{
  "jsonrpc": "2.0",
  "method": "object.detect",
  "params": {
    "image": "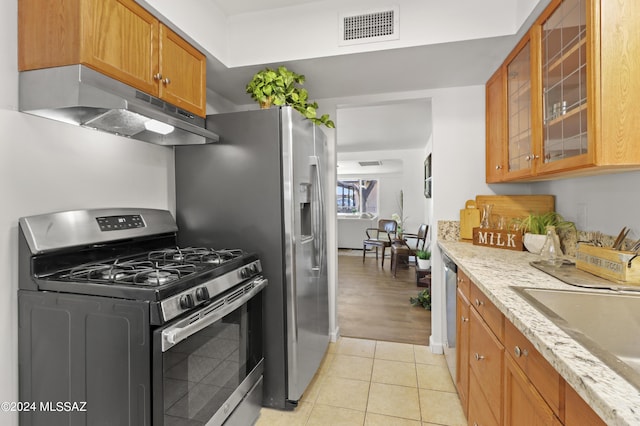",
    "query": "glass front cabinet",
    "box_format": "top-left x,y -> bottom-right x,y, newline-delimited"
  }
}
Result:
485,0 -> 640,182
